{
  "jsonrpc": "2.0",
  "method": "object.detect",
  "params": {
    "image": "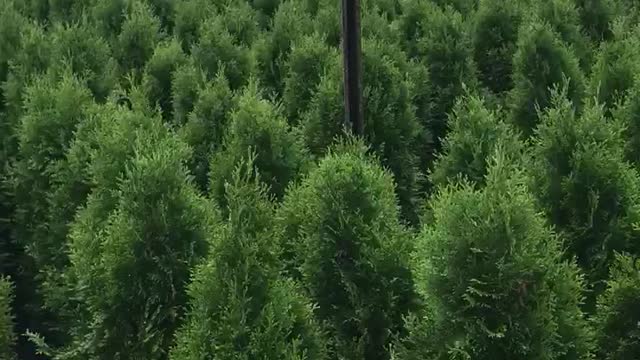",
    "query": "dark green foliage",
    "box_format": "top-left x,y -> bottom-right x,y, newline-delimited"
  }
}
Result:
171,61 -> 206,124
431,94 -> 525,188
613,74 -> 640,166
509,20 -> 585,136
282,33 -> 338,123
209,82 -> 311,211
192,15 -> 252,89
403,2 -> 477,153
588,28 -> 640,115
0,277 -> 16,360
116,0 -> 162,73
171,157 -> 327,360
0,0 -> 24,109
593,254 -> 640,360
172,0 -> 212,51
397,150 -> 594,360
88,0 -> 127,40
179,72 -> 235,190
143,38 -> 187,119
278,140 -> 417,360
49,21 -> 118,100
534,0 -> 592,70
575,0 -> 615,42
251,0 -> 314,96
57,113 -> 215,359
530,93 -> 640,305
472,0 -> 522,94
